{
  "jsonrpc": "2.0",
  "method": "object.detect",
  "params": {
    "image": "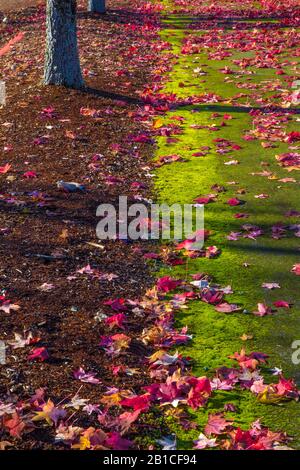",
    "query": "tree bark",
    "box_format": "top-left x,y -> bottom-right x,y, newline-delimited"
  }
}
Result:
44,0 -> 84,88
88,0 -> 106,14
